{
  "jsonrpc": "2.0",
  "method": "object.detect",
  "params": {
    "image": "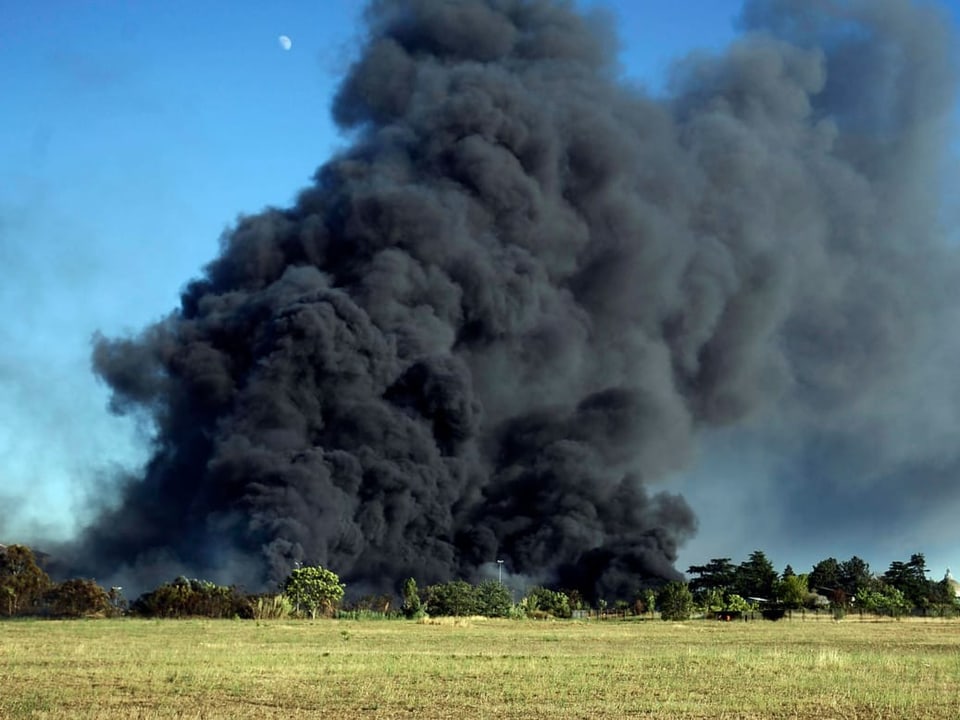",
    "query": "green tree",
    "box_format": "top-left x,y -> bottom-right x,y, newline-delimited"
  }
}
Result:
777,573 -> 809,610
657,582 -> 694,621
808,557 -> 842,594
0,545 -> 51,616
883,554 -> 931,612
524,587 -> 572,619
424,580 -> 478,617
401,578 -> 423,619
701,587 -> 725,615
838,556 -> 873,596
735,551 -> 778,599
283,565 -> 345,619
725,594 -> 753,613
855,583 -> 912,618
475,580 -> 512,618
643,589 -> 657,619
687,558 -> 736,600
